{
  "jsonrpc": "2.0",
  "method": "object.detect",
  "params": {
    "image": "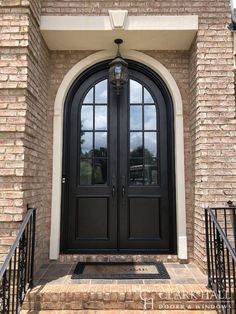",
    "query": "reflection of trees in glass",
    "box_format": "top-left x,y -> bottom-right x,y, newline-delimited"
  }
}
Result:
80,160 -> 92,185
130,146 -> 157,185
81,151 -> 91,158
81,147 -> 107,158
130,145 -> 153,163
80,122 -> 85,144
94,147 -> 107,158
80,149 -> 107,185
80,159 -> 107,185
94,159 -> 107,184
